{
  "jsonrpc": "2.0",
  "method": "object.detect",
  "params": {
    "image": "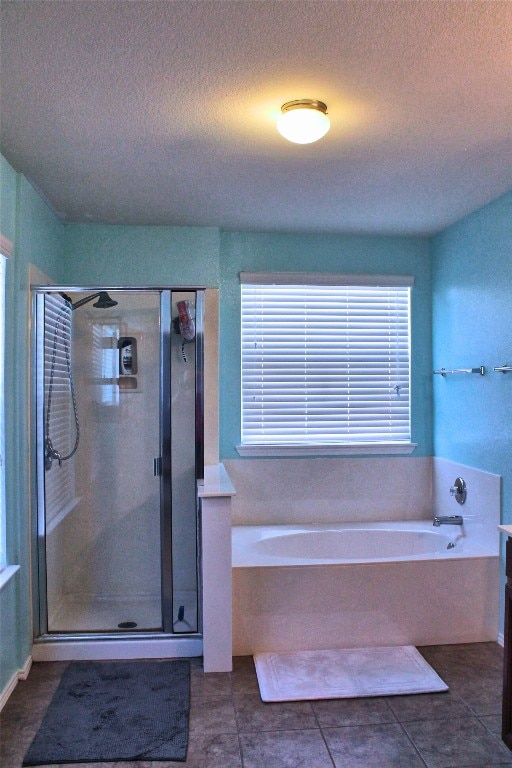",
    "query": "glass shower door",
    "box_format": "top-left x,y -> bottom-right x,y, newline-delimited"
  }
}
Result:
39,291 -> 163,633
